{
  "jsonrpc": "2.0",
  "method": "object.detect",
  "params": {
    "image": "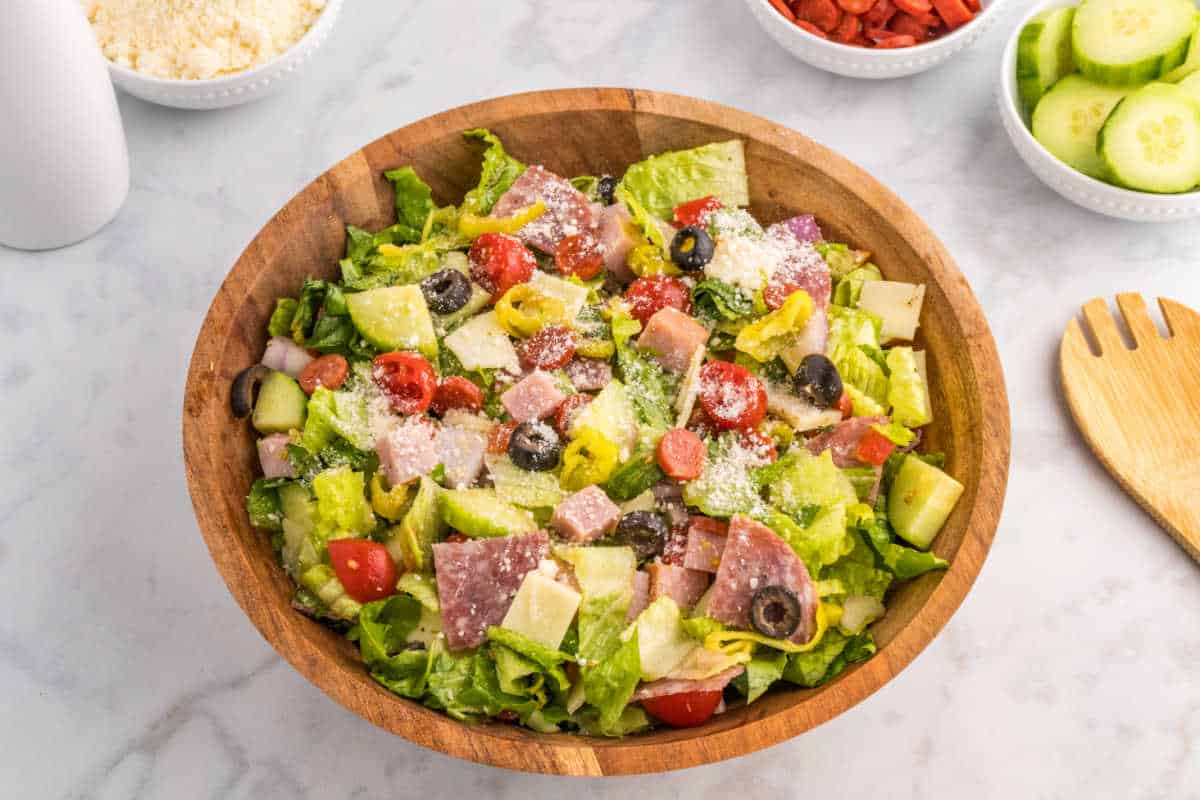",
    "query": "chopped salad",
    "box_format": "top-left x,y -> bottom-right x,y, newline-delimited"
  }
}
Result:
236,130 -> 964,736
